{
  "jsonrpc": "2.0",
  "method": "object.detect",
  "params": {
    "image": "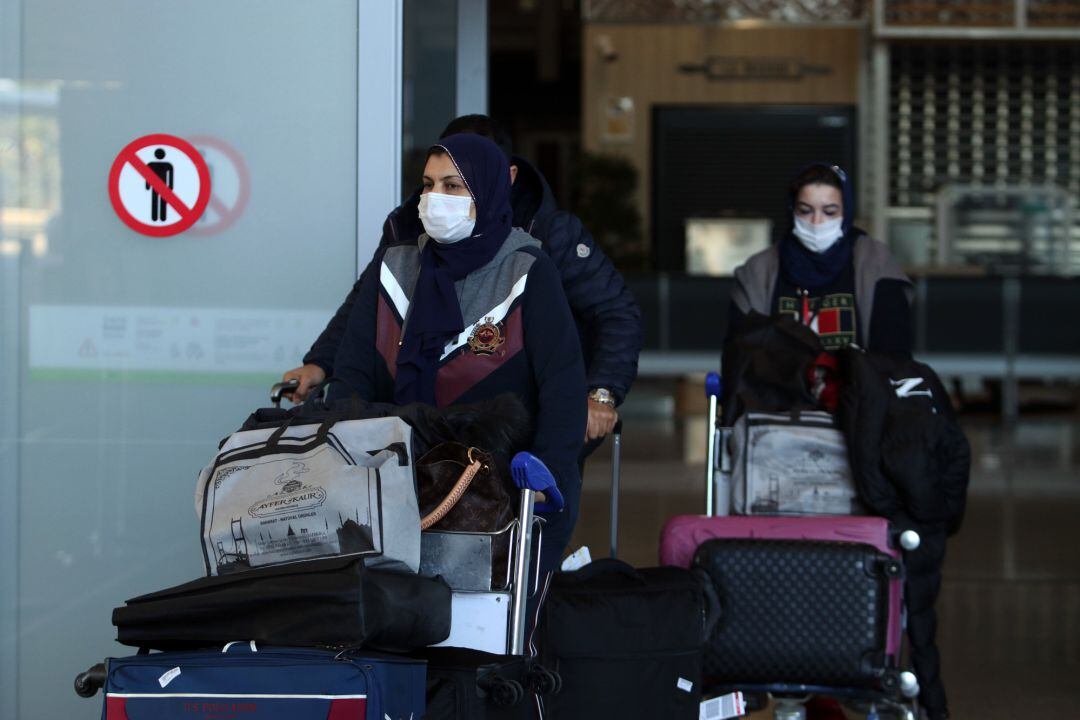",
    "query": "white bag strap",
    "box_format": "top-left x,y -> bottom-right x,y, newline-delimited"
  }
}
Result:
221,640 -> 258,653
